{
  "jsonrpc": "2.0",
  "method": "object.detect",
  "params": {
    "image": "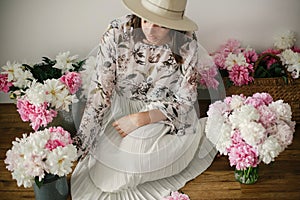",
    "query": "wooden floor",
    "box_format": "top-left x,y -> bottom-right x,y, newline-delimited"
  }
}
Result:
0,103 -> 299,200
